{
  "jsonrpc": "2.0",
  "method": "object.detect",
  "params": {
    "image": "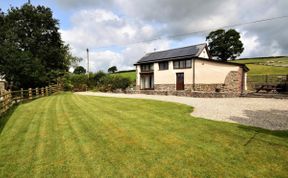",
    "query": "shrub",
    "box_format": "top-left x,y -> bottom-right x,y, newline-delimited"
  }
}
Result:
70,74 -> 88,91
98,75 -> 131,92
88,71 -> 106,87
62,74 -> 73,91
